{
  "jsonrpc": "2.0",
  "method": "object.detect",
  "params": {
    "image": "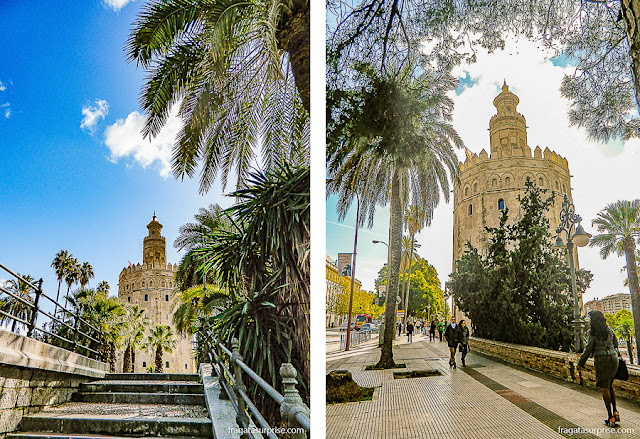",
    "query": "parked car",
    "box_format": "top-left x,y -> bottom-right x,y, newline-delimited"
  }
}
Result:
361,323 -> 379,333
339,322 -> 355,331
